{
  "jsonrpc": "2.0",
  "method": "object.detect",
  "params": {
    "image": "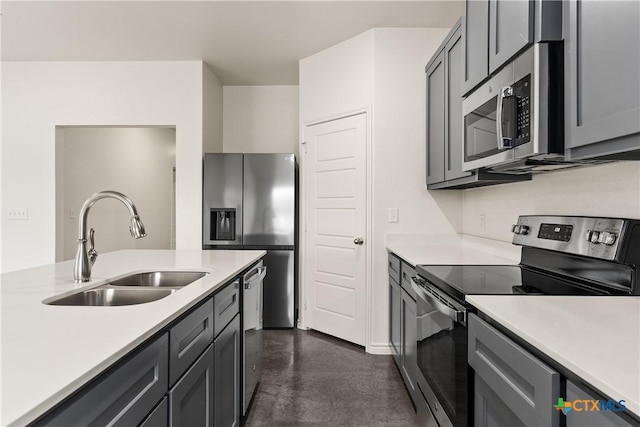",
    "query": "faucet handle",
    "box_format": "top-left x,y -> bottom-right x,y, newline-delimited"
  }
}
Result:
88,228 -> 98,264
